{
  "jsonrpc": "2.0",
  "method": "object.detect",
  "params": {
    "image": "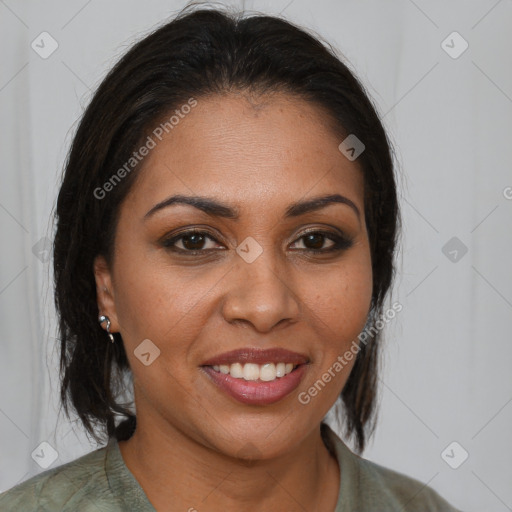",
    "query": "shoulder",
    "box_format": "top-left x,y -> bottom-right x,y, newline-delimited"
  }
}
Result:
356,455 -> 461,511
324,425 -> 462,511
0,443 -> 122,512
